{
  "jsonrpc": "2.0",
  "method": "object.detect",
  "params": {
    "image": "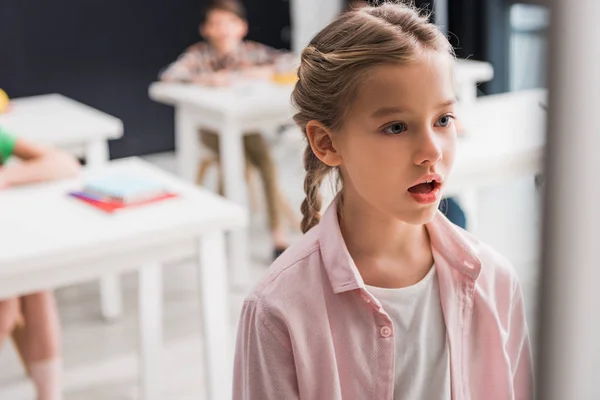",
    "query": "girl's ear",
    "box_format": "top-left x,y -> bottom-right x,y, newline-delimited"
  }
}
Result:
305,121 -> 343,167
